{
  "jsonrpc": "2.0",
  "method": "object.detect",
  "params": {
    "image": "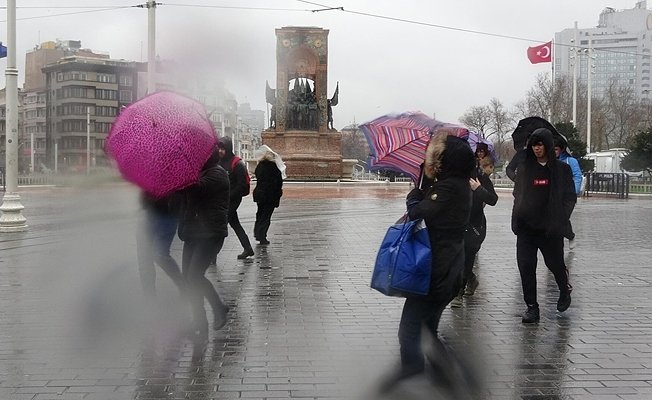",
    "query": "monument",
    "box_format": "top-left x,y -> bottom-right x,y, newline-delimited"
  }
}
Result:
262,26 -> 343,180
